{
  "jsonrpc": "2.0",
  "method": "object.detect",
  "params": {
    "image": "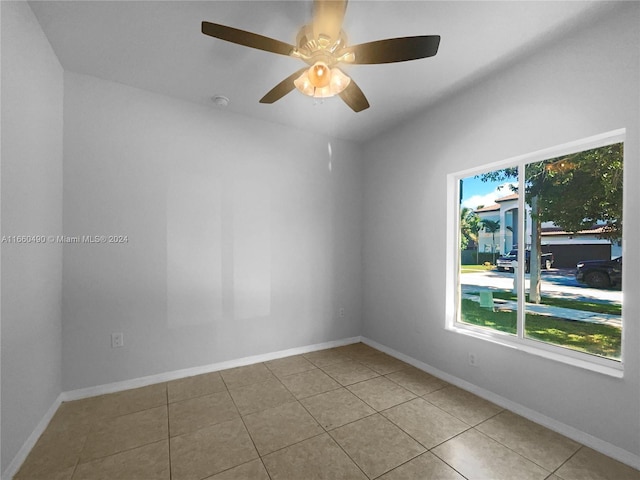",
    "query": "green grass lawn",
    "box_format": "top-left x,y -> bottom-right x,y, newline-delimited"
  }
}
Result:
467,290 -> 621,315
460,298 -> 621,359
460,265 -> 494,273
